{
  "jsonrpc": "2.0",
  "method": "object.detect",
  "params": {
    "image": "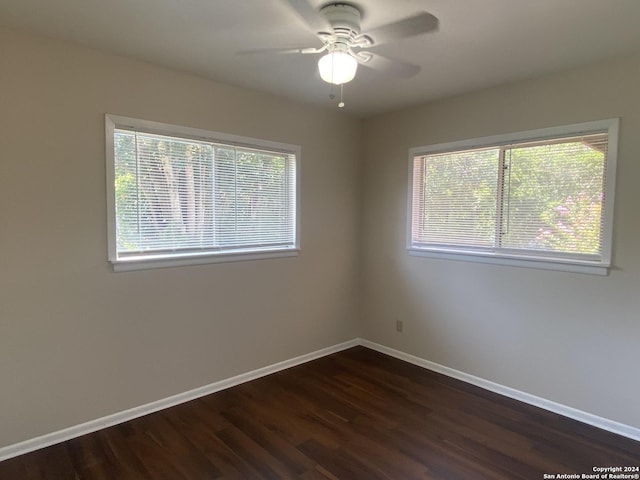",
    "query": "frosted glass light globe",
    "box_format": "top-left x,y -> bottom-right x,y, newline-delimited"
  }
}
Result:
318,51 -> 358,85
